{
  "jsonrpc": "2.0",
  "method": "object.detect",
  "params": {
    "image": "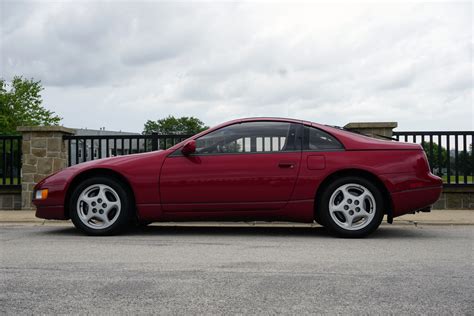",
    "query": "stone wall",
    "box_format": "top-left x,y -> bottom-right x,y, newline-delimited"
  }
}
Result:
17,126 -> 75,210
433,187 -> 474,210
0,188 -> 21,210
